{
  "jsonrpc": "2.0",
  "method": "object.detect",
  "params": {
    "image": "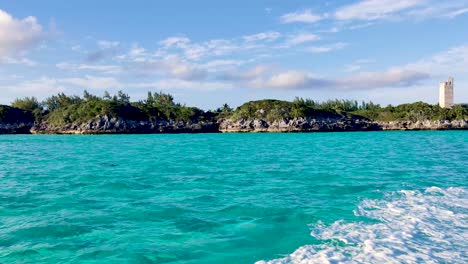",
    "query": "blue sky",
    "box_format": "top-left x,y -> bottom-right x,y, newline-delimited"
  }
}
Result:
1,0 -> 467,109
